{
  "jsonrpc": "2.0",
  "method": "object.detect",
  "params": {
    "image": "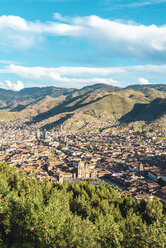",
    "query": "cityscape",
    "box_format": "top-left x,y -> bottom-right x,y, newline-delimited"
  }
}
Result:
0,117 -> 166,203
0,0 -> 166,247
